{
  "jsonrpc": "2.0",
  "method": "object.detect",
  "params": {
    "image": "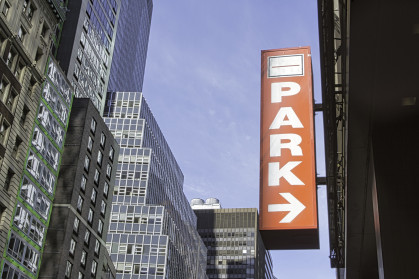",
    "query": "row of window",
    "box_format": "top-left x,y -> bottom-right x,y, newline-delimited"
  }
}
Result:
20,176 -> 51,220
47,60 -> 72,106
108,242 -> 167,256
110,214 -> 161,225
32,126 -> 59,170
90,118 -> 115,161
42,82 -> 69,124
73,216 -> 104,251
114,263 -> 165,276
37,103 -> 65,147
1,262 -> 29,279
7,233 -> 39,274
207,249 -> 255,256
76,195 -> 105,235
14,204 -> 45,246
1,1 -> 48,73
65,259 -> 97,279
26,152 -> 55,195
0,75 -> 19,113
